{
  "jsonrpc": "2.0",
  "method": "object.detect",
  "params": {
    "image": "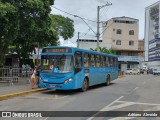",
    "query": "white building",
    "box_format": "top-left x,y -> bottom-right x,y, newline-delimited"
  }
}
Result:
145,1 -> 160,67
77,39 -> 111,50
